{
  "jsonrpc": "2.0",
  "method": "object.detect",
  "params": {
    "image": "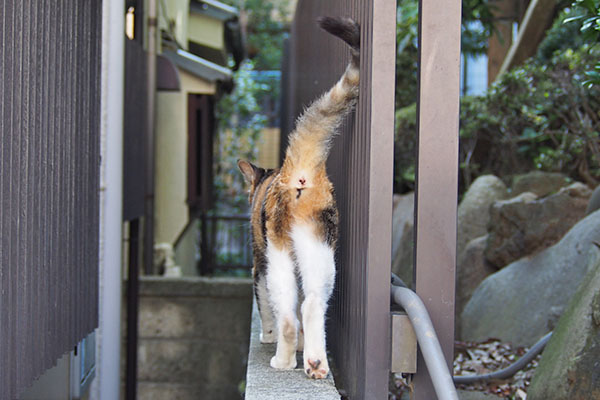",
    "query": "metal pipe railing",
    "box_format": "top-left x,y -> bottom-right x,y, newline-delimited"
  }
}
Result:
453,331 -> 552,384
391,273 -> 552,396
391,283 -> 459,400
